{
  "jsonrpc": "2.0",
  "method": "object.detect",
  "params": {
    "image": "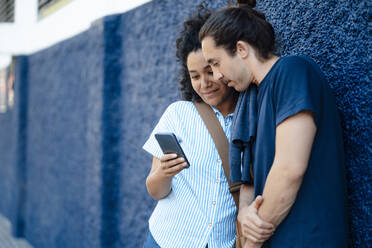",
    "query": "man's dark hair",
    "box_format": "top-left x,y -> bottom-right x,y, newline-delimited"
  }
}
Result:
199,0 -> 275,60
176,5 -> 211,102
